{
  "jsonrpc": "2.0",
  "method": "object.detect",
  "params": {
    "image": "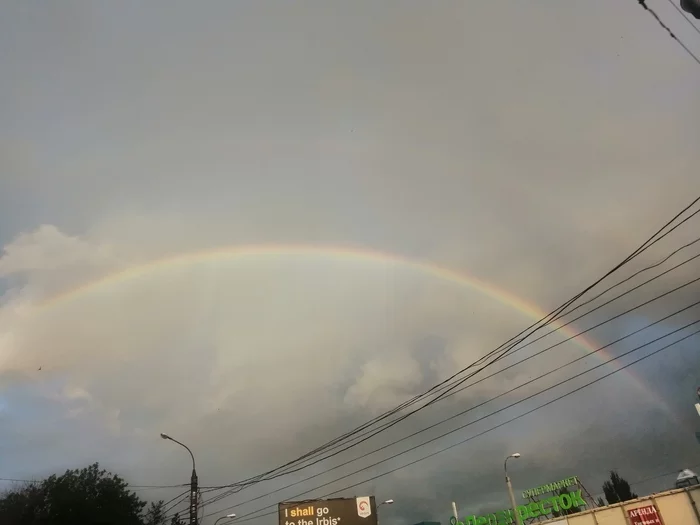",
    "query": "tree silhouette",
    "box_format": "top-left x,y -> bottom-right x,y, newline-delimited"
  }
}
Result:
0,463 -> 166,525
144,501 -> 168,525
170,513 -> 187,525
602,471 -> 638,504
0,482 -> 45,524
596,497 -> 606,507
